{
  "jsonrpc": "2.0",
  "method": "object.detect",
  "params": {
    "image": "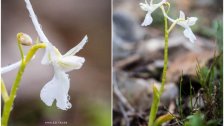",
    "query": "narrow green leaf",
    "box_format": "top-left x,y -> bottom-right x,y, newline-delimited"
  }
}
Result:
154,113 -> 174,126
